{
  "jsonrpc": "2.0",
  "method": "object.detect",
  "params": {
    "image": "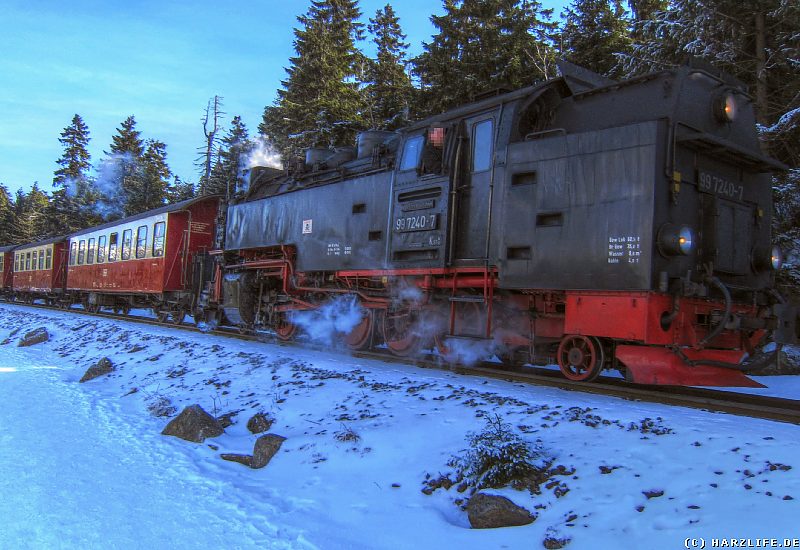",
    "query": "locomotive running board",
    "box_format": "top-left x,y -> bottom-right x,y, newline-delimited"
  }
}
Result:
616,345 -> 766,388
